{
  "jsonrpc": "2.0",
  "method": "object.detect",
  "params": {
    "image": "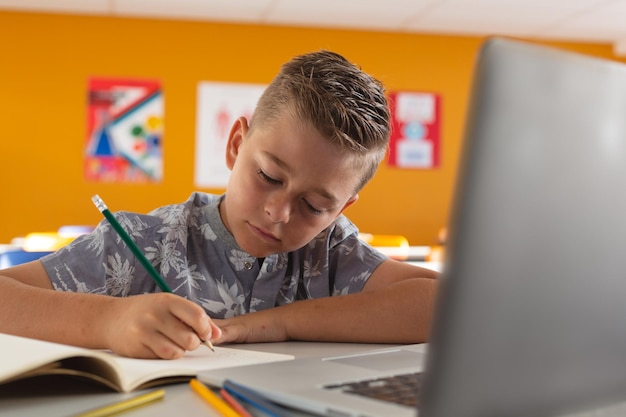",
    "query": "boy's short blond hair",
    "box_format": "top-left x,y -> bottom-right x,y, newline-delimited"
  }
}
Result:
250,50 -> 390,193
